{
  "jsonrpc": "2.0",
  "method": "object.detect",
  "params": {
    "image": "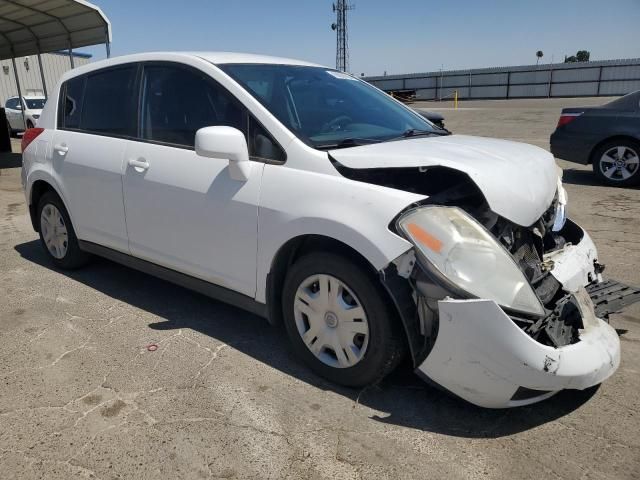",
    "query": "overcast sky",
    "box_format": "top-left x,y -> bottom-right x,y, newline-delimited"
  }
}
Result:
85,0 -> 640,75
